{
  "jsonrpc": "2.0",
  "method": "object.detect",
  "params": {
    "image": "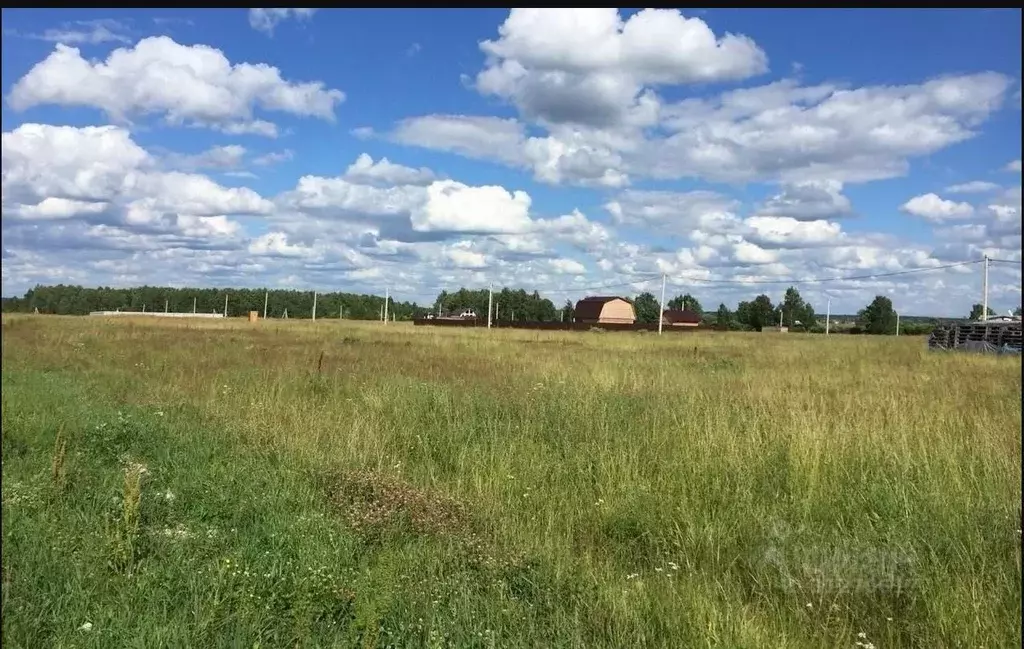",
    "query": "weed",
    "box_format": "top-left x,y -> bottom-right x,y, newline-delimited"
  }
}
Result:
330,470 -> 469,540
50,428 -> 68,495
107,460 -> 147,575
